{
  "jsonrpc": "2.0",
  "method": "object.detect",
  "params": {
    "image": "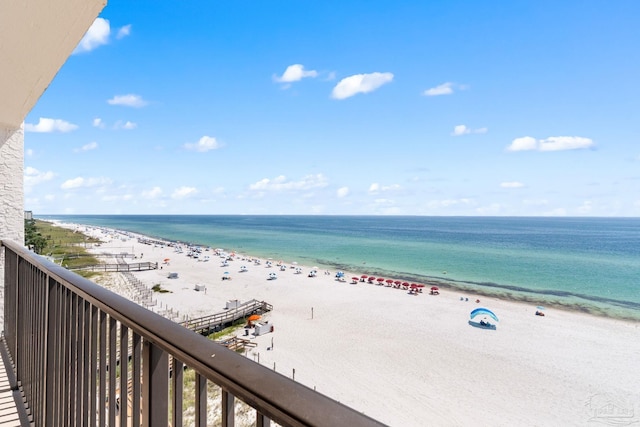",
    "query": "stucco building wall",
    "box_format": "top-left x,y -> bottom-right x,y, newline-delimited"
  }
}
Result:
0,124 -> 24,330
